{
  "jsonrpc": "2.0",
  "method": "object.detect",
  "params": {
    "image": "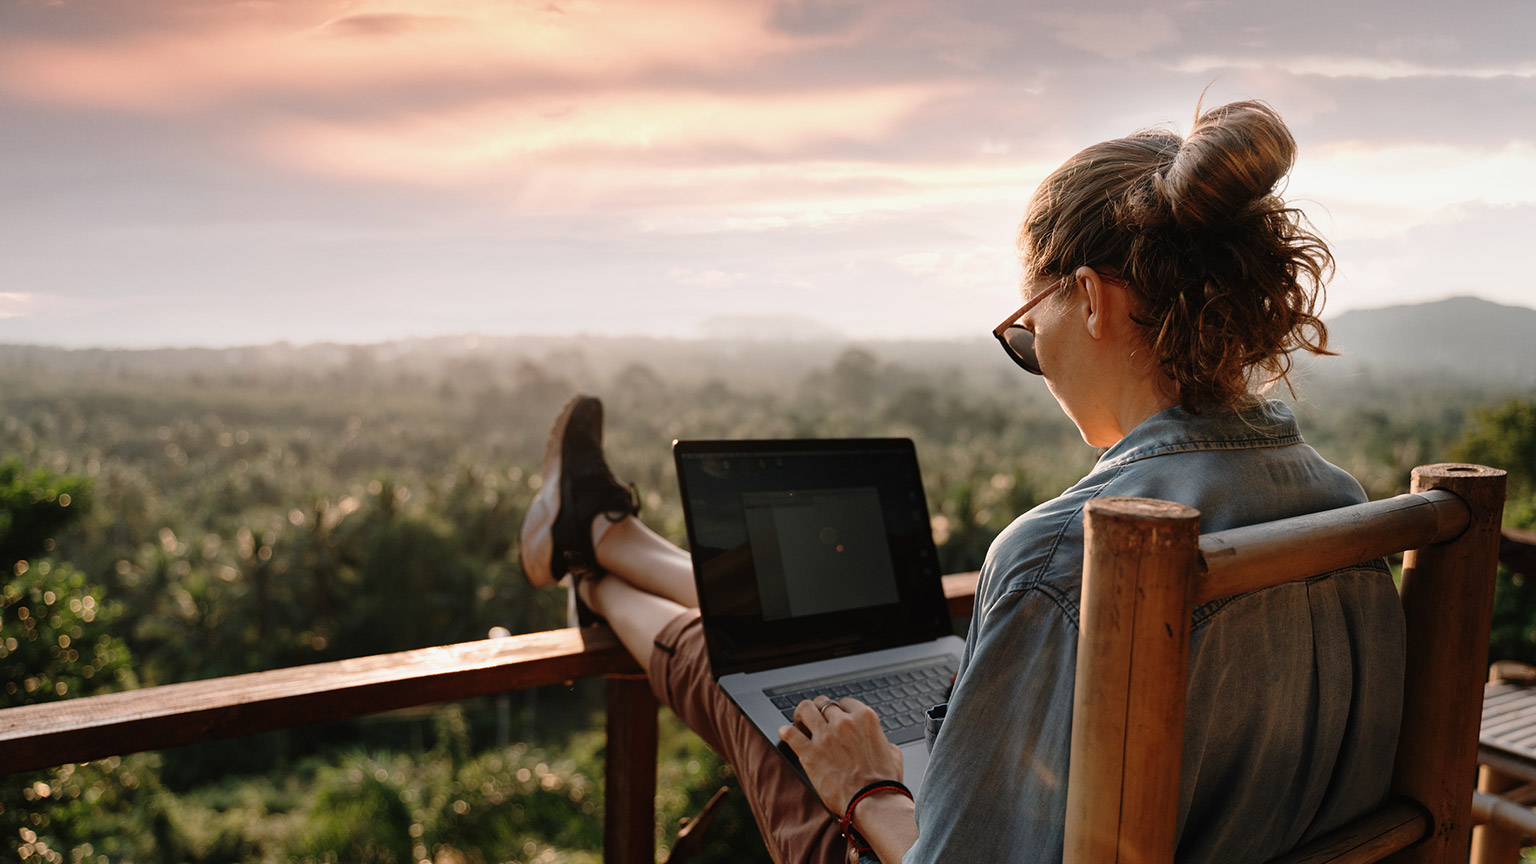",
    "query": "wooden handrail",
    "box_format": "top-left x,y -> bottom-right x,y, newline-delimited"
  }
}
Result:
0,575 -> 980,776
0,568 -> 980,863
0,626 -> 638,775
